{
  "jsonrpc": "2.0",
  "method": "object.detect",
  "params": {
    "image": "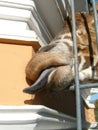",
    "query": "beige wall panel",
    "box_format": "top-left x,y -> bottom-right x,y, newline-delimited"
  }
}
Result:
0,43 -> 34,105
